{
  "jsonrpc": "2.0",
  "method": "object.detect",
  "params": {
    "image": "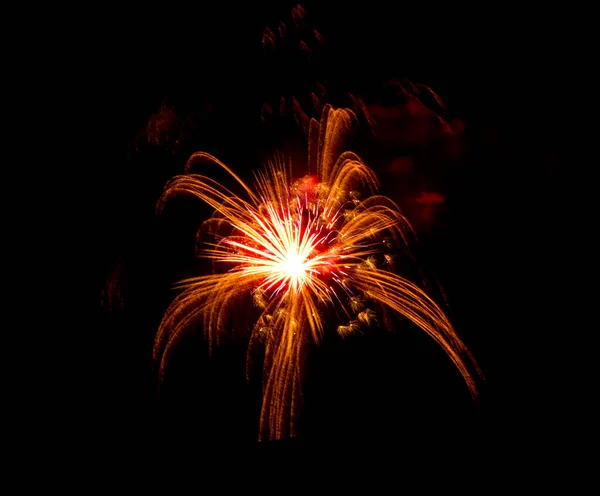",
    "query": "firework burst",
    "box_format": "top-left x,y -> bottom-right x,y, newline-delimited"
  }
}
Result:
153,104 -> 483,441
